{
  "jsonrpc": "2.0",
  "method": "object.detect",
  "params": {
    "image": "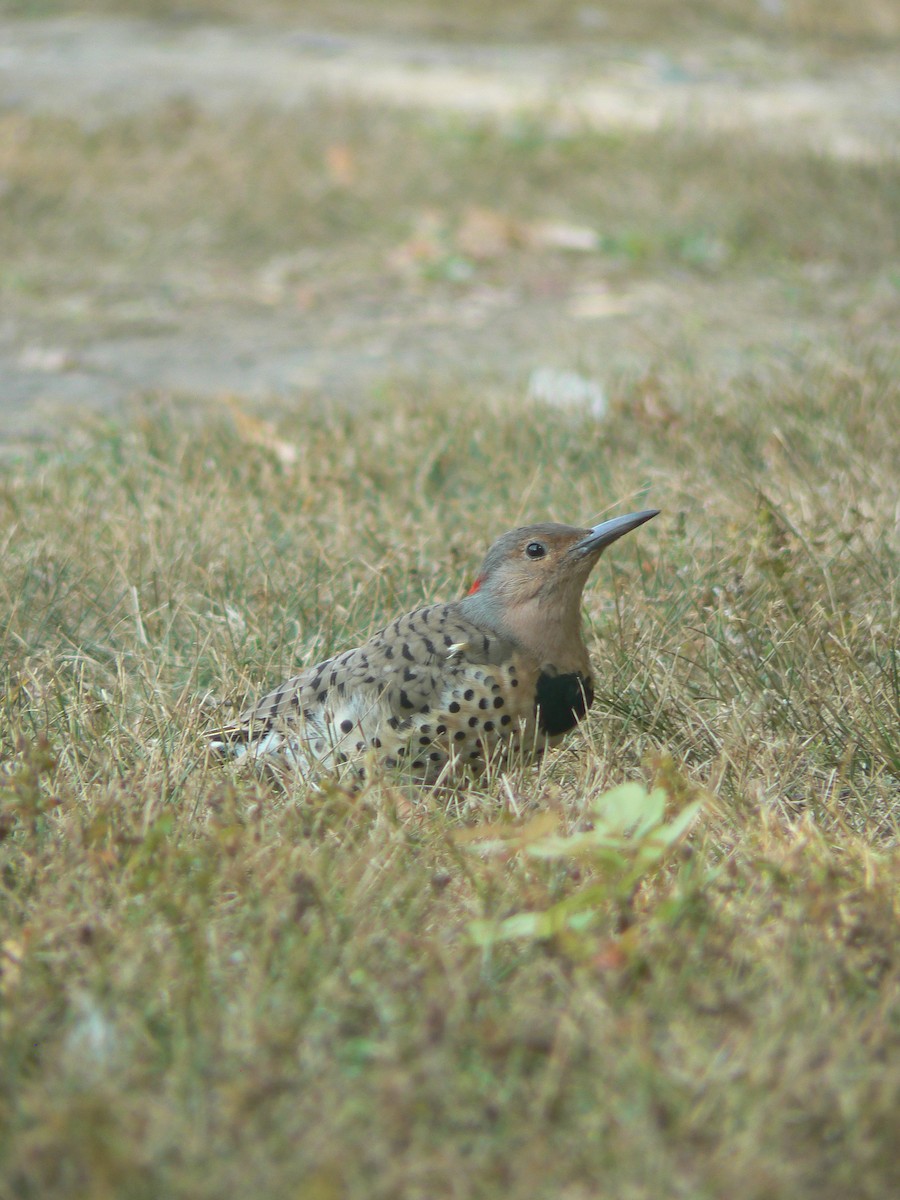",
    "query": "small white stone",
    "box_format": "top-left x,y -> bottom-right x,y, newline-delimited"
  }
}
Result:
527,367 -> 608,420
